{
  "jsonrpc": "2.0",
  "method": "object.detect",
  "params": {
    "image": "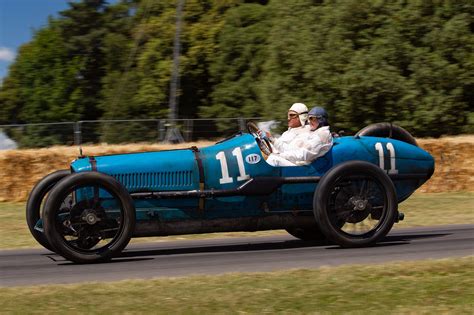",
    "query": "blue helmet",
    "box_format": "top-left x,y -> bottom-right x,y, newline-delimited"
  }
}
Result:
308,106 -> 329,127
